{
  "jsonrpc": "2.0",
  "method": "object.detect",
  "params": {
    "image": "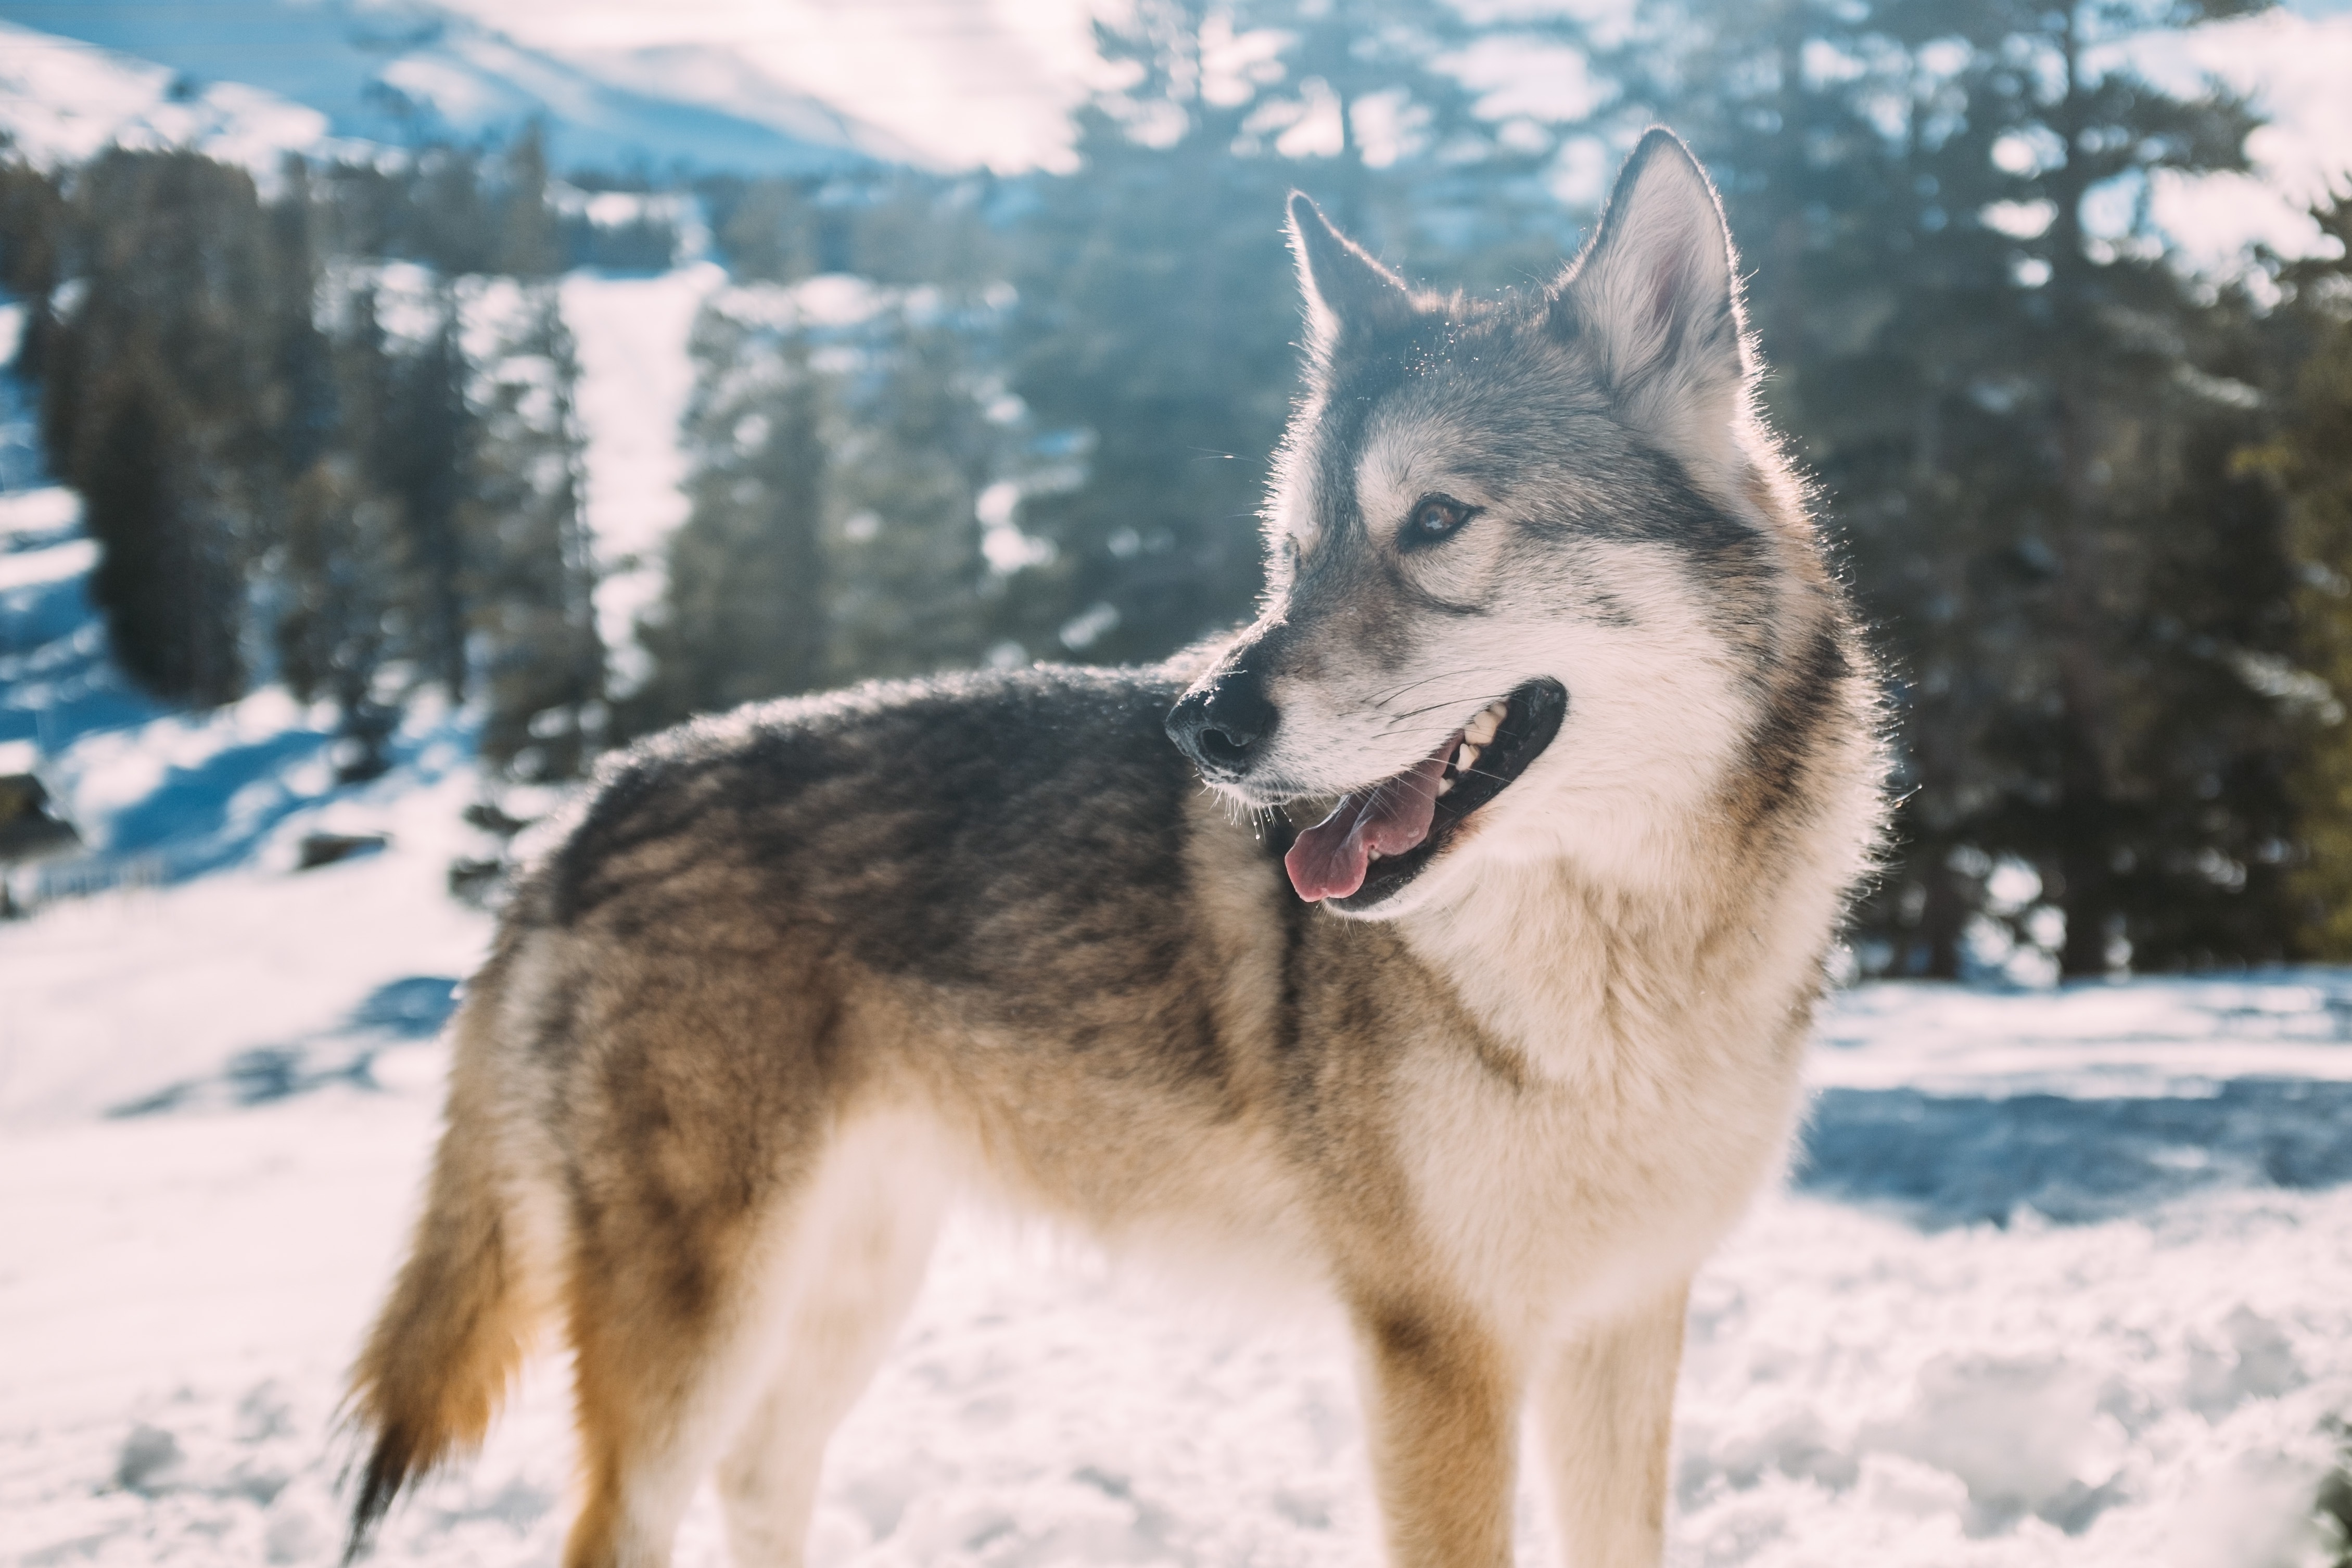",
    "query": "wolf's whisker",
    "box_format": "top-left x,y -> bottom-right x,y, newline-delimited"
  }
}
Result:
1367,667 -> 1489,707
1382,697 -> 1483,725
